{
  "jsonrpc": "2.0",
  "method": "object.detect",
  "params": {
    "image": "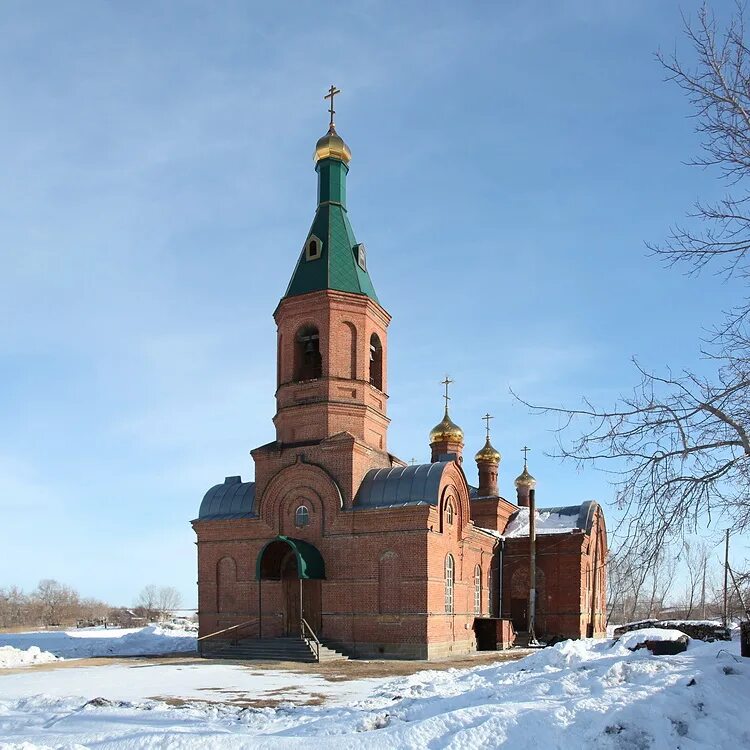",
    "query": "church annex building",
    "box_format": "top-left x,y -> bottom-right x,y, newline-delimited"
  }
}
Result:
192,94 -> 607,659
